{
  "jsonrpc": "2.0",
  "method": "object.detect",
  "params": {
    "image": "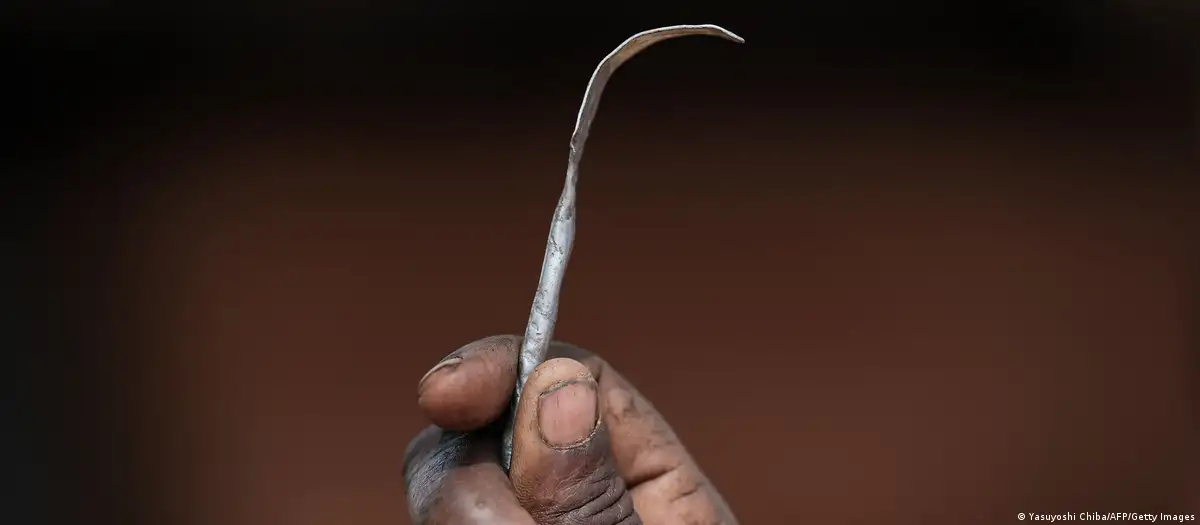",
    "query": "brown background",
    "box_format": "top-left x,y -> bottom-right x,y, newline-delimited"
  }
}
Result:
9,6 -> 1198,525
